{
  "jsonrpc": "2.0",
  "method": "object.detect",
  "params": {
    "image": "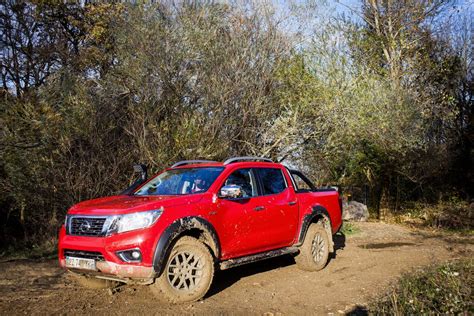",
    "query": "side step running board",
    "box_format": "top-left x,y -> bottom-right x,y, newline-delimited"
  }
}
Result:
219,247 -> 299,270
